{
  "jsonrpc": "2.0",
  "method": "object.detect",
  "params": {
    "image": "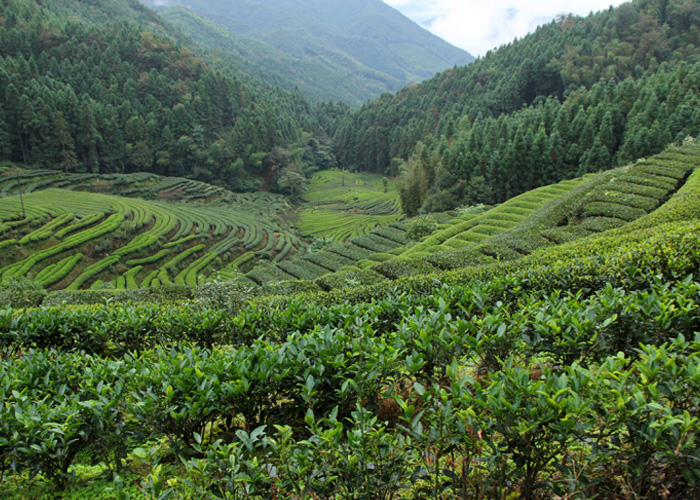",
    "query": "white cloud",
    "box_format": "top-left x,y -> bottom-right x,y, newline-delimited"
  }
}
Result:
384,0 -> 629,56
